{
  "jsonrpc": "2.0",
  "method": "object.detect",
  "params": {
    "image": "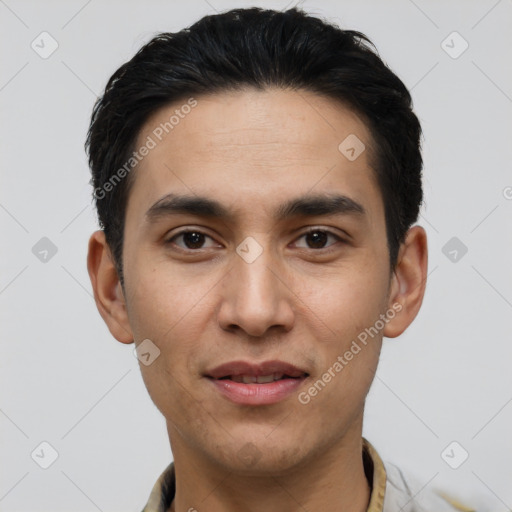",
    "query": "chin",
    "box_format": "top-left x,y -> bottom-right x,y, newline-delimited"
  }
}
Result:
208,436 -> 312,475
